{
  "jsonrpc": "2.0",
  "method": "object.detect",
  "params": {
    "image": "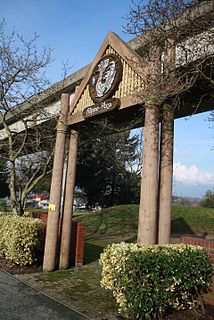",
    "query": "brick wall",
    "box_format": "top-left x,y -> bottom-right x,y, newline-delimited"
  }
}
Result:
32,211 -> 85,268
69,220 -> 86,267
31,211 -> 48,226
75,223 -> 86,267
181,236 -> 214,305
